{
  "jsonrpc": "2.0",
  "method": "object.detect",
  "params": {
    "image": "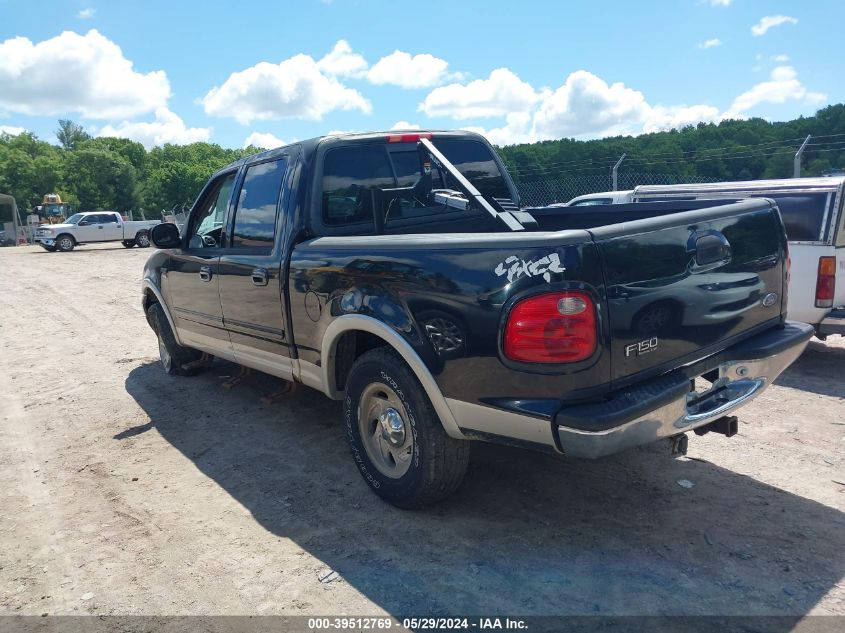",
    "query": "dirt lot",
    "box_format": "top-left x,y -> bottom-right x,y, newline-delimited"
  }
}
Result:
0,242 -> 844,619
